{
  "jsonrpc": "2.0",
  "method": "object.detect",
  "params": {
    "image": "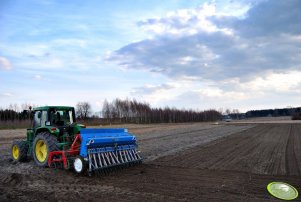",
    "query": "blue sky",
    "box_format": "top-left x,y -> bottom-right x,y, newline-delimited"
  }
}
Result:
1,0 -> 301,113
